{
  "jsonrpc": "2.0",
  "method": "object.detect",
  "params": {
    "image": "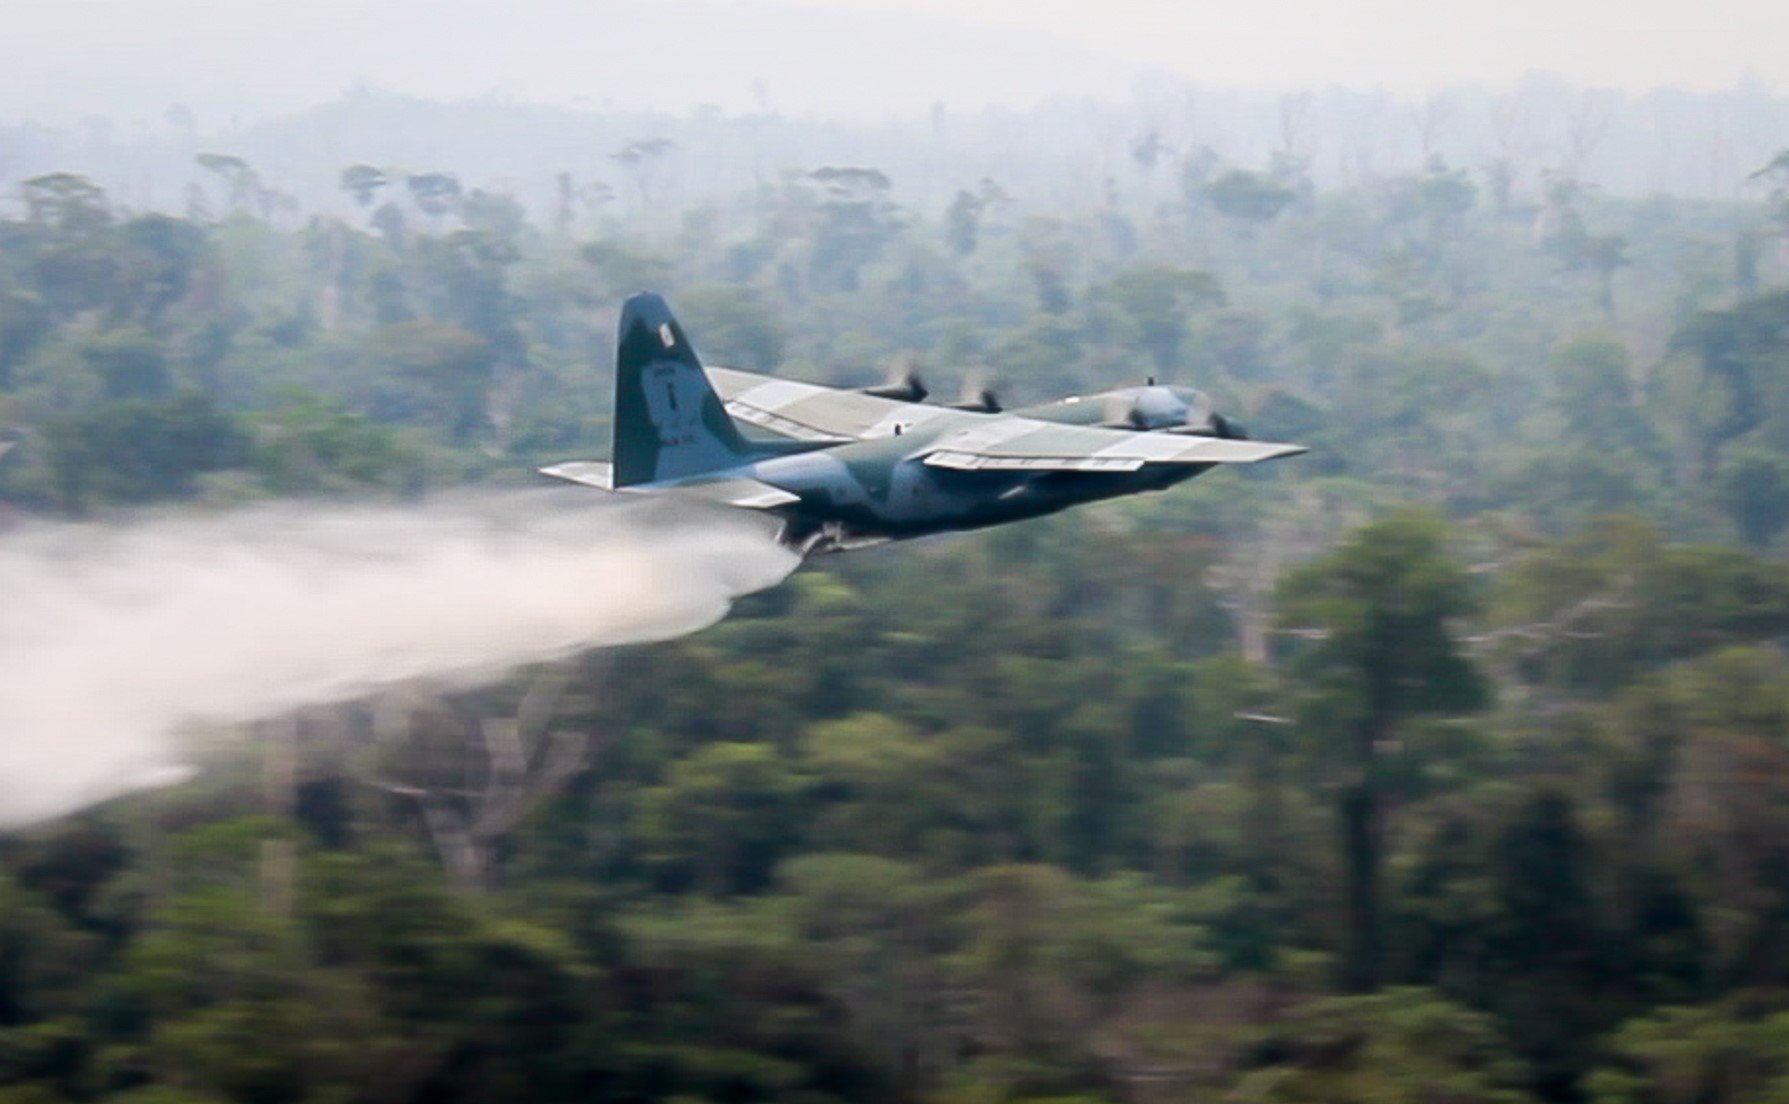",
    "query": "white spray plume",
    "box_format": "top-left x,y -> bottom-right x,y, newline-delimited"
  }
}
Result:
0,490 -> 799,828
